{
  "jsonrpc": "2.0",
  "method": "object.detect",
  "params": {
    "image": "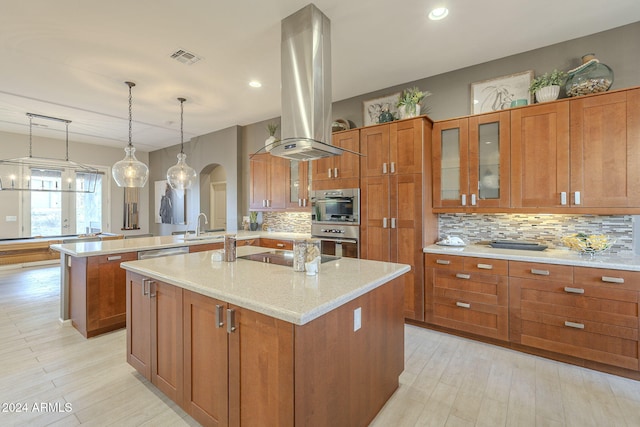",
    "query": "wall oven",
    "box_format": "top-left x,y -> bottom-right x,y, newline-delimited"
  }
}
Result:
310,188 -> 360,258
